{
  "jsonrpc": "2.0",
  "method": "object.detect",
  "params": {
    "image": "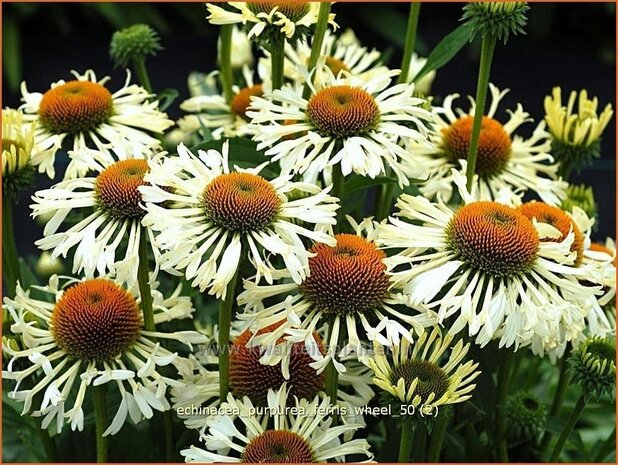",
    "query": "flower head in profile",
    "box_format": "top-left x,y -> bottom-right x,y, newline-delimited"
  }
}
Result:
31,147 -> 163,285
2,108 -> 47,197
568,336 -> 616,400
181,384 -> 373,463
2,276 -> 206,435
109,24 -> 162,68
411,84 -> 567,204
366,327 -> 480,417
206,2 -> 337,45
140,142 -> 339,299
544,87 -> 613,176
179,65 -> 268,141
237,218 -> 436,374
376,171 -> 603,353
248,67 -> 435,186
20,70 -> 173,178
461,2 -> 529,43
583,238 -> 616,329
